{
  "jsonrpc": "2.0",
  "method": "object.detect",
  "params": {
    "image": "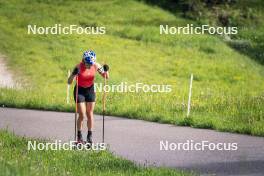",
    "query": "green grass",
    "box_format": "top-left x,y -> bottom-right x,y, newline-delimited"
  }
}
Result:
0,0 -> 263,136
0,130 -> 191,176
